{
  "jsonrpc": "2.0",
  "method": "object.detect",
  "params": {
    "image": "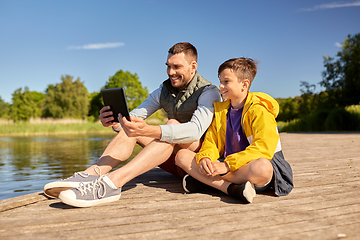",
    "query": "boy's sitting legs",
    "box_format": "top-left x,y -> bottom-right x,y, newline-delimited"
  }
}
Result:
175,149 -> 273,203
222,158 -> 273,186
